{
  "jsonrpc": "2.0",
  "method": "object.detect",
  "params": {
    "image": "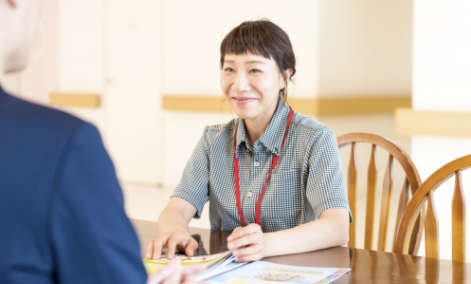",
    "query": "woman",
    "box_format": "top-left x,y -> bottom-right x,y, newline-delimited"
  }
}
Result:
147,19 -> 350,262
